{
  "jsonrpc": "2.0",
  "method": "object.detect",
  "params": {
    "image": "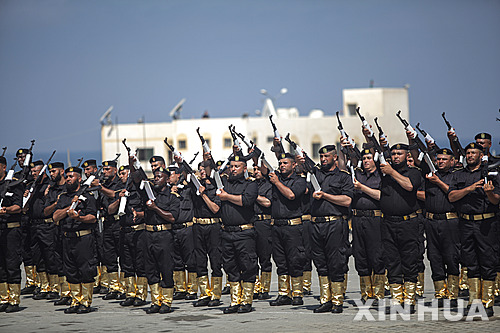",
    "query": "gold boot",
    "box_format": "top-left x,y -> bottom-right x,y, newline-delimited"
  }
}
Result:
136,277 -> 148,301
229,281 -> 242,306
303,271 -> 312,293
60,276 -> 71,298
389,283 -> 404,306
119,272 -> 126,294
162,288 -> 174,307
149,283 -> 161,306
433,280 -> 448,299
416,272 -> 425,297
0,282 -> 9,305
187,272 -> 198,296
359,275 -> 373,302
198,275 -> 212,299
277,275 -> 291,297
459,266 -> 469,292
373,274 -> 386,300
254,275 -> 262,295
24,266 -> 36,288
481,280 -> 495,308
468,277 -> 481,305
211,276 -> 222,300
241,282 -> 255,305
93,266 -> 101,288
101,266 -> 109,289
343,273 -> 348,294
261,271 -> 271,293
69,283 -> 82,307
39,272 -> 50,293
318,276 -> 332,304
447,275 -> 459,300
8,284 -> 21,305
291,276 -> 303,298
330,281 -> 344,306
48,274 -> 60,294
494,272 -> 500,298
403,281 -> 416,306
173,271 -> 187,293
108,271 -> 120,292
80,283 -> 94,308
125,276 -> 137,298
